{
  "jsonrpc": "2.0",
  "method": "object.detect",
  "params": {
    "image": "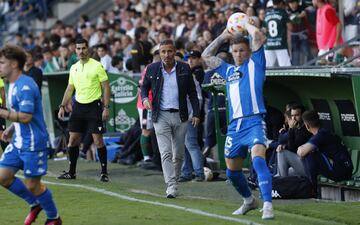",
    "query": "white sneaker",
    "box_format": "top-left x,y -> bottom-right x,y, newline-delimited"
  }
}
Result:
261,205 -> 274,220
232,198 -> 259,215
